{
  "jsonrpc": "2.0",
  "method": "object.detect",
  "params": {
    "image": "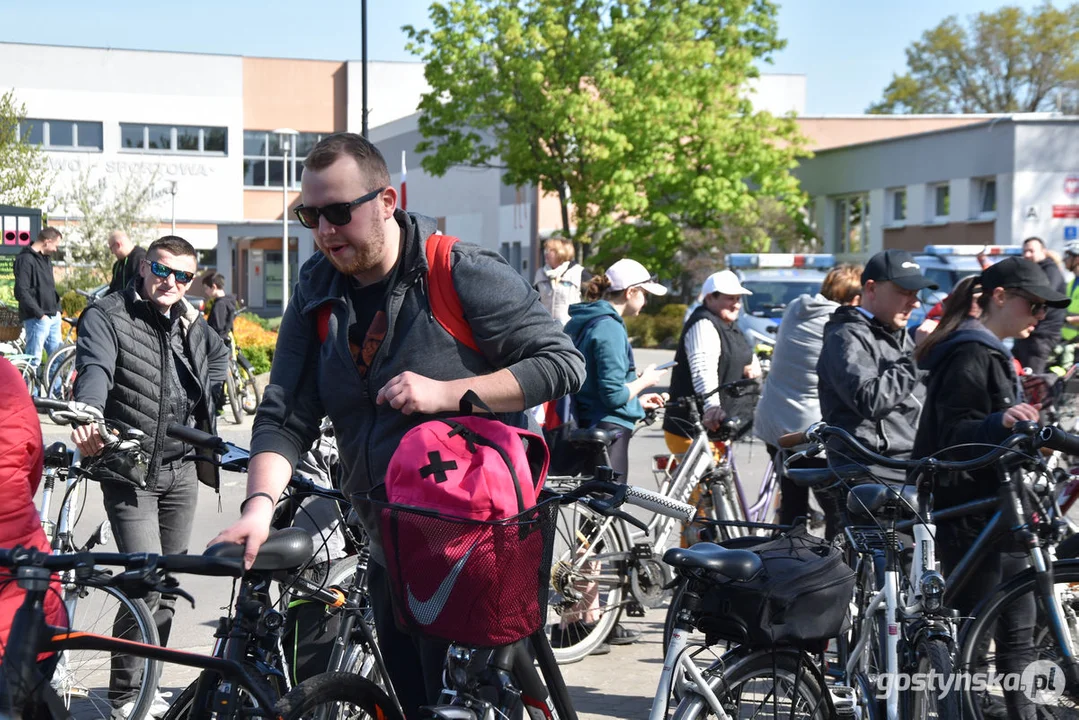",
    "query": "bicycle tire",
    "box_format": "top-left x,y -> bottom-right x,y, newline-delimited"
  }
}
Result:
160,670 -> 282,719
237,353 -> 261,414
670,647 -> 828,720
42,343 -> 75,399
57,580 -> 161,720
226,368 -> 243,425
908,637 -> 959,719
274,671 -> 404,720
50,351 -> 78,401
957,561 -> 1079,718
545,494 -> 629,664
